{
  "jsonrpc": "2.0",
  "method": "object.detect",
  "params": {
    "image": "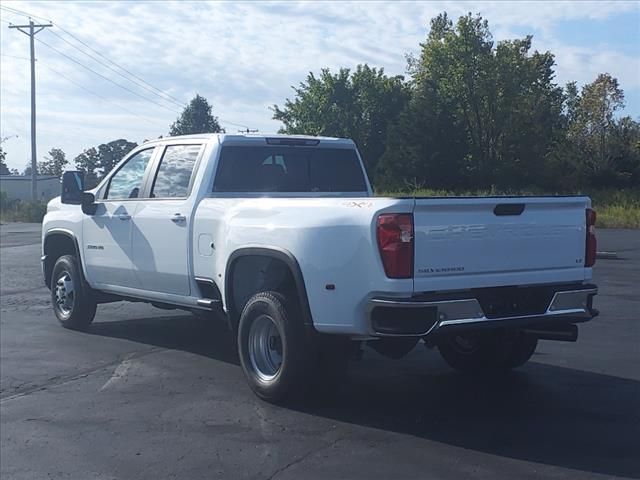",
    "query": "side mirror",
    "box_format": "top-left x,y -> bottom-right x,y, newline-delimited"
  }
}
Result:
81,192 -> 97,215
61,171 -> 85,205
61,171 -> 97,215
